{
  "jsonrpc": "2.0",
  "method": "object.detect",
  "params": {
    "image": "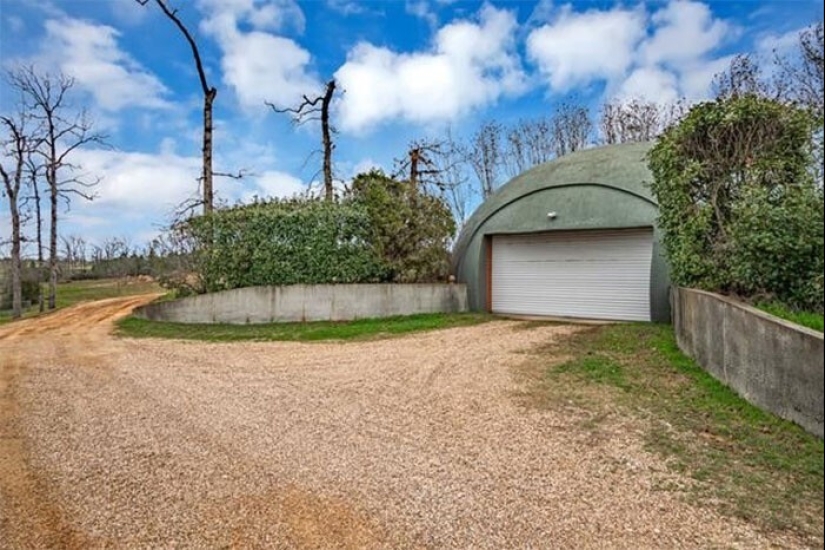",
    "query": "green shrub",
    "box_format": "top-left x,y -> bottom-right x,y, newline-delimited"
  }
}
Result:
185,198 -> 387,292
349,170 -> 456,283
648,96 -> 823,312
728,184 -> 824,311
159,173 -> 457,295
